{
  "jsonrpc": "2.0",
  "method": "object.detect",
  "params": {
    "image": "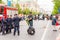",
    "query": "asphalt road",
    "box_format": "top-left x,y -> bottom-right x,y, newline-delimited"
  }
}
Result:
0,20 -> 60,40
